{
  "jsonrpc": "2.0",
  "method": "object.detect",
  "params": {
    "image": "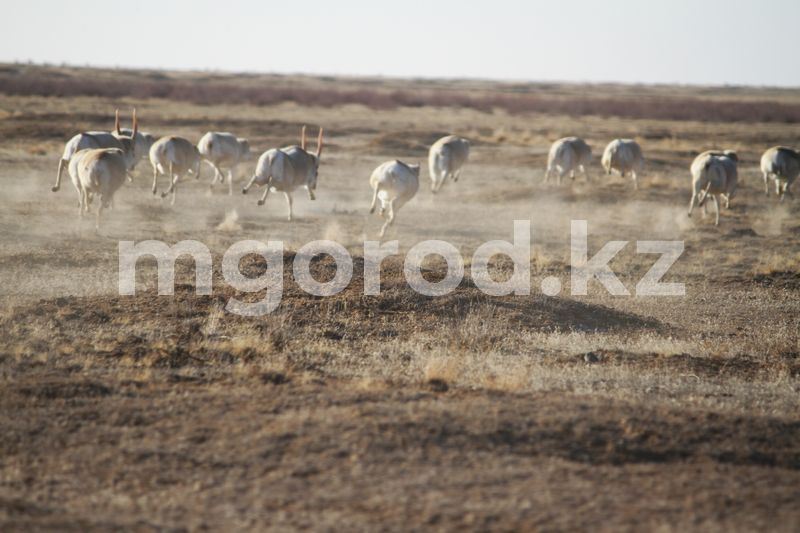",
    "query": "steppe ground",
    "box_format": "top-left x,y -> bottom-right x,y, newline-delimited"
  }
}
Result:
0,66 -> 799,531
